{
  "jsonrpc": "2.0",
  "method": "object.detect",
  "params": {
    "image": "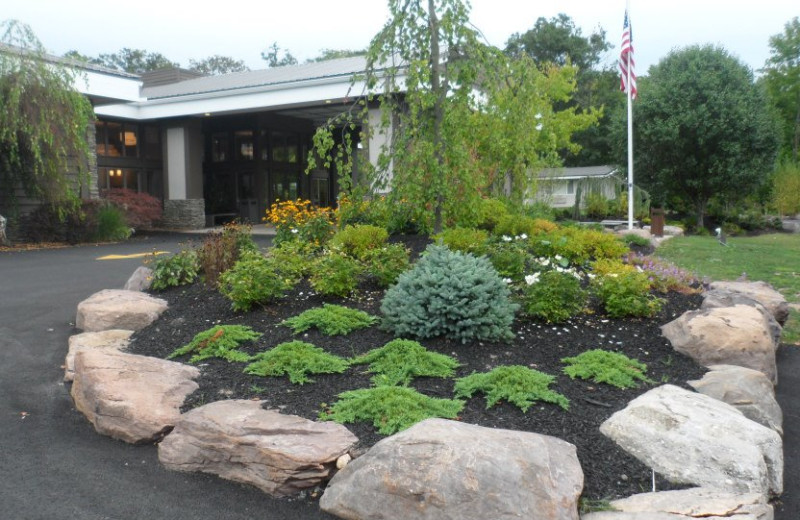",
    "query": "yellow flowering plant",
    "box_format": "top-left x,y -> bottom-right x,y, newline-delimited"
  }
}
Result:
264,199 -> 334,247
